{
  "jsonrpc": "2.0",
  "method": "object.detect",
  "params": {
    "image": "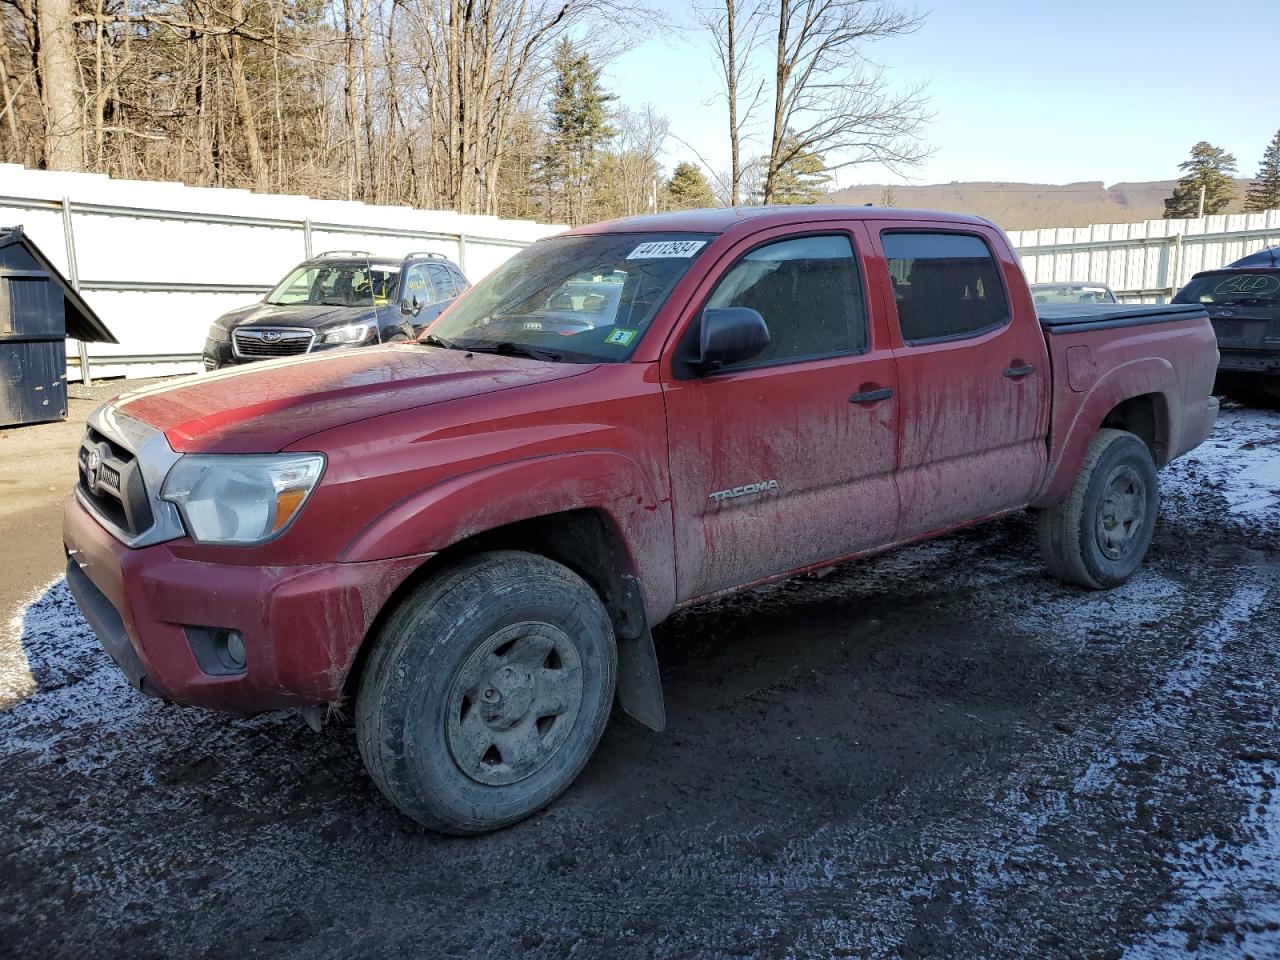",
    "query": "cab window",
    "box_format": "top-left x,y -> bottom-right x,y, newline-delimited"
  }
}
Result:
882,232 -> 1009,343
426,263 -> 458,299
402,264 -> 435,304
706,234 -> 866,367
